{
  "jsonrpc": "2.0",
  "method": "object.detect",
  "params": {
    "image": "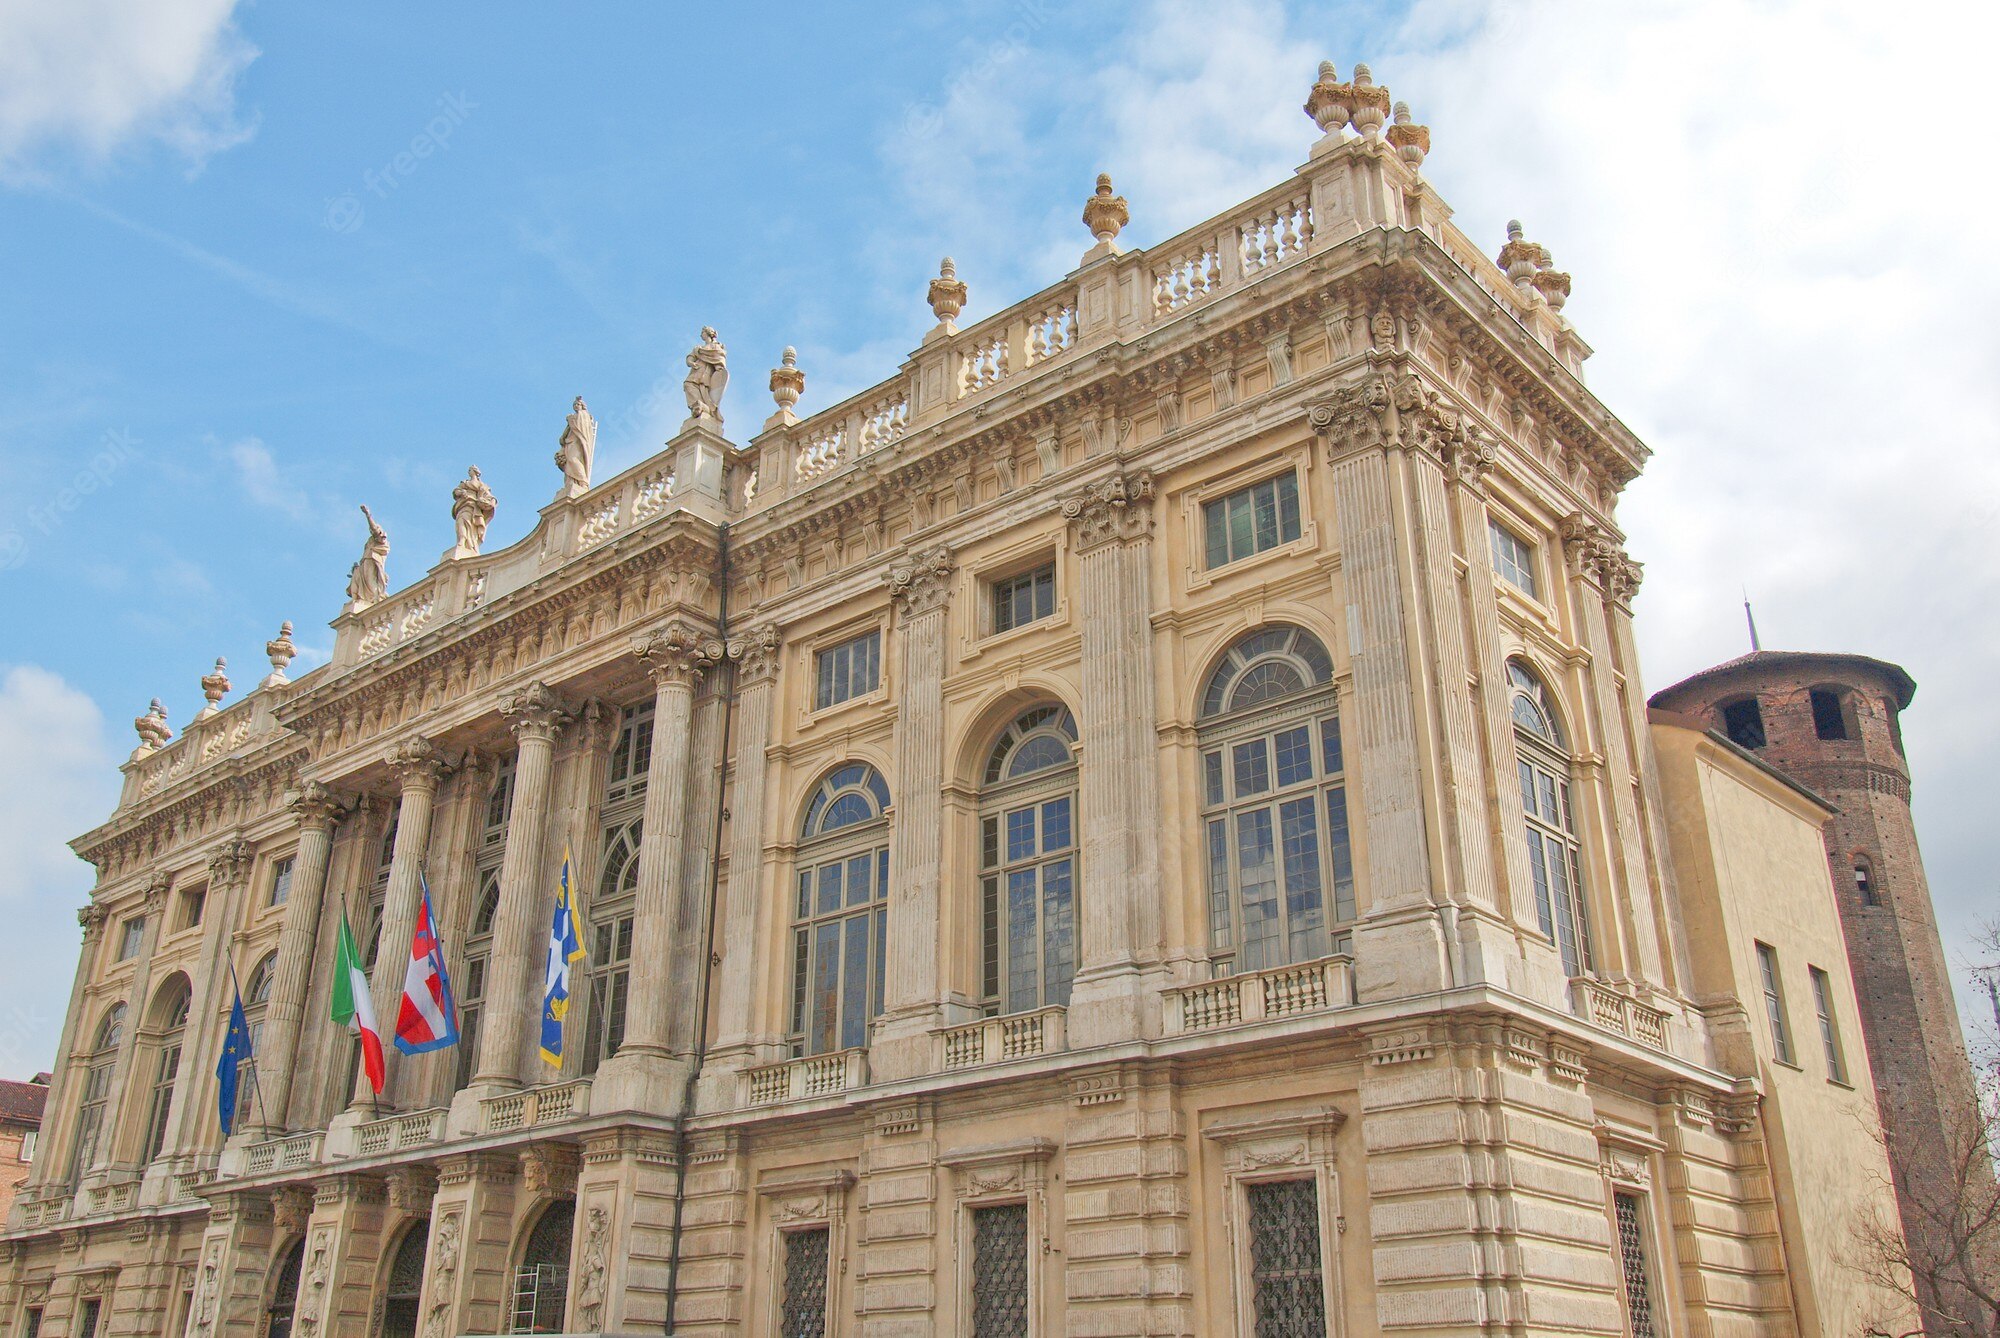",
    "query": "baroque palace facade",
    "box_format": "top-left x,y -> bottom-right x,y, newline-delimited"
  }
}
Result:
0,62 -> 1937,1338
